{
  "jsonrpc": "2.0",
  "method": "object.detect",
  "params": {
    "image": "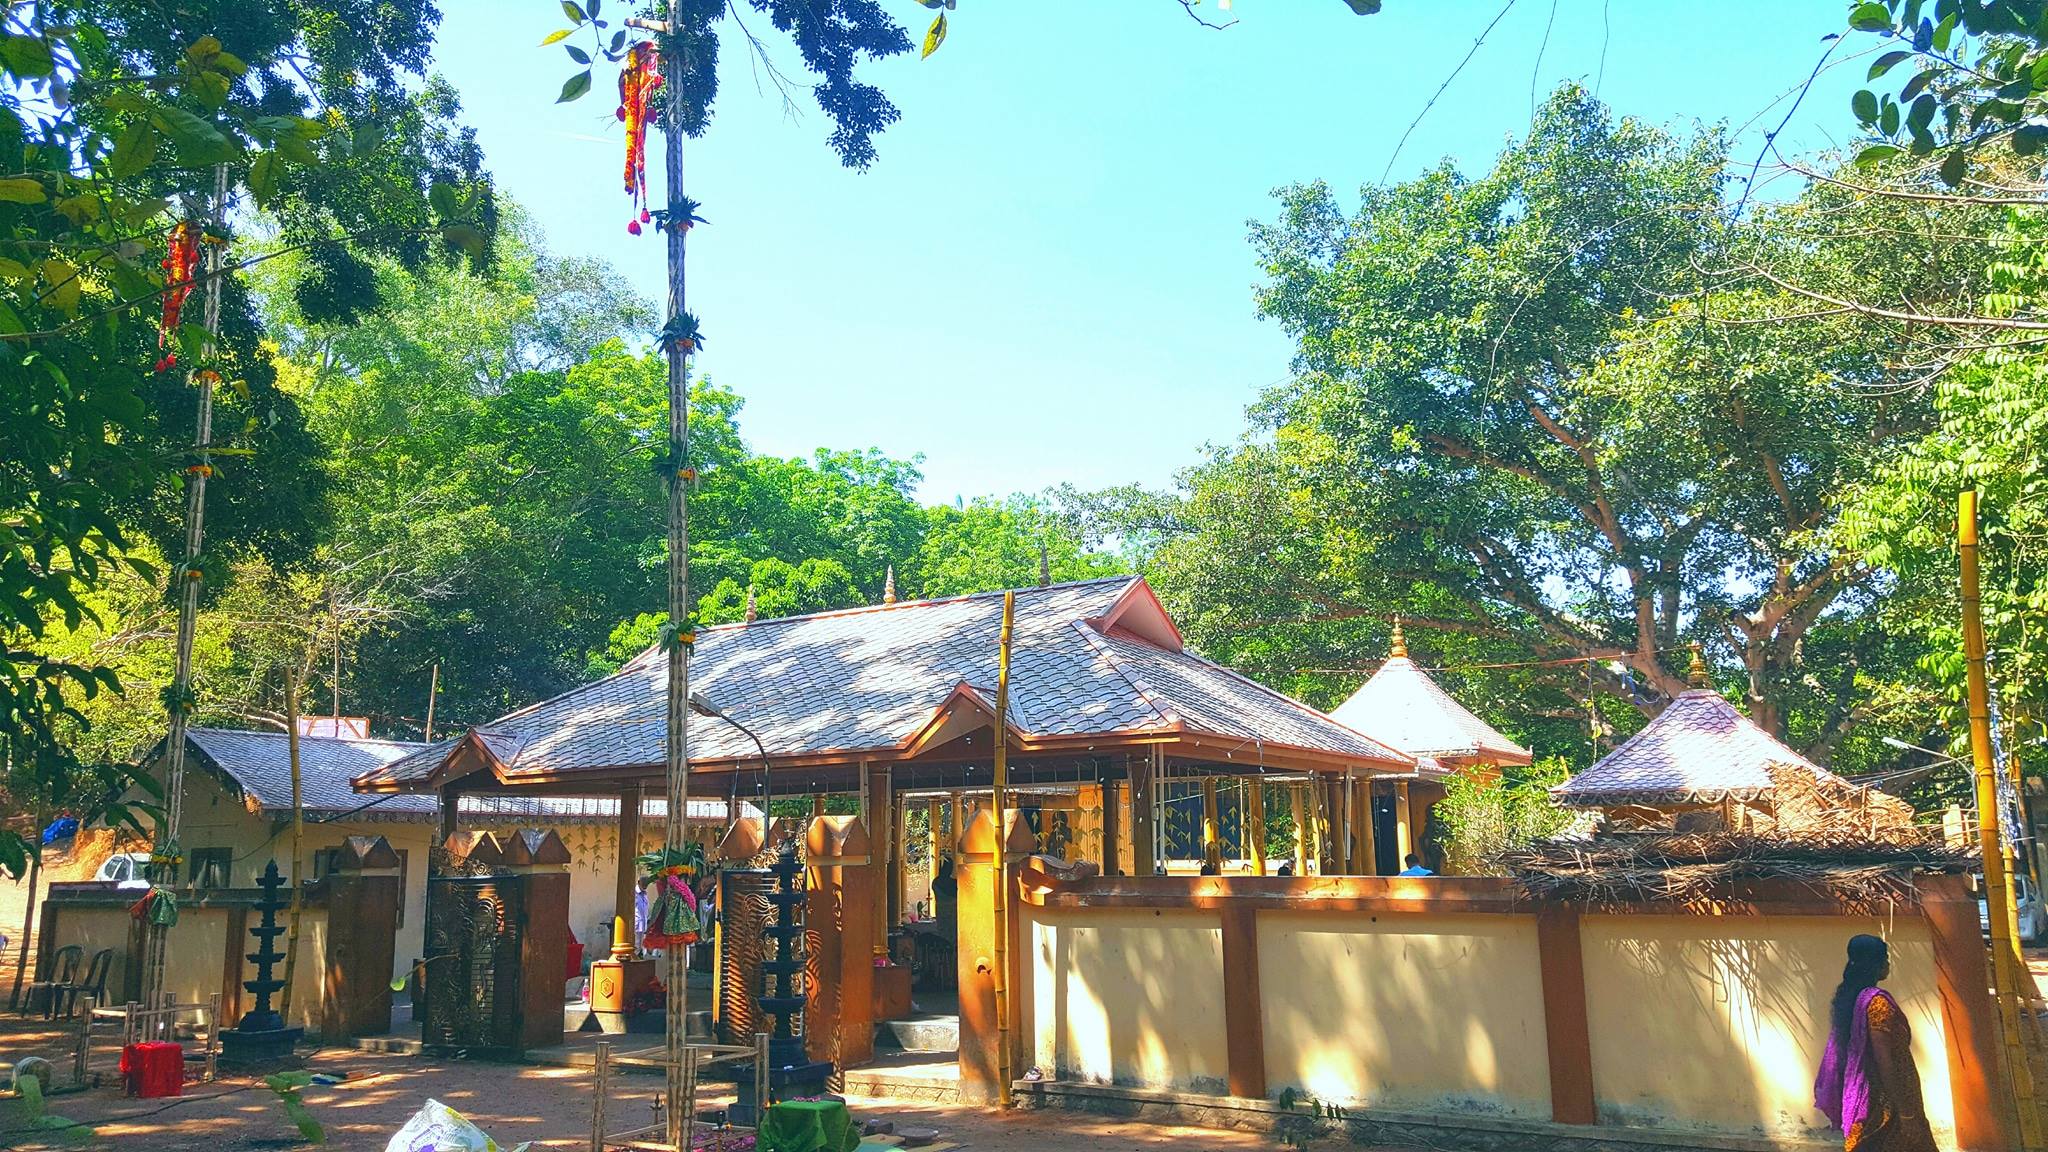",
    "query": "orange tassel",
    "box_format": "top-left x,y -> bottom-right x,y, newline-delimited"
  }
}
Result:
156,222 -> 202,372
